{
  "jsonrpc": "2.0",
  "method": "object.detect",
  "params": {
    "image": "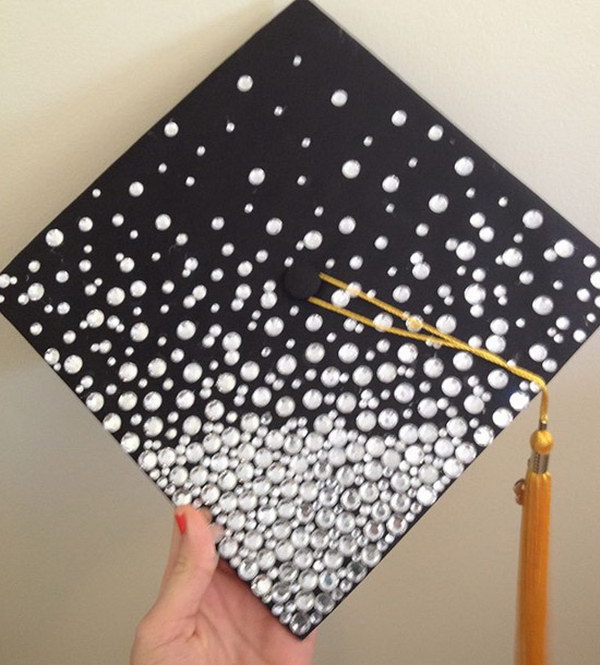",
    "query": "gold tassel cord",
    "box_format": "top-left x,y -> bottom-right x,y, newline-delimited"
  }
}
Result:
515,430 -> 553,665
307,272 -> 553,665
